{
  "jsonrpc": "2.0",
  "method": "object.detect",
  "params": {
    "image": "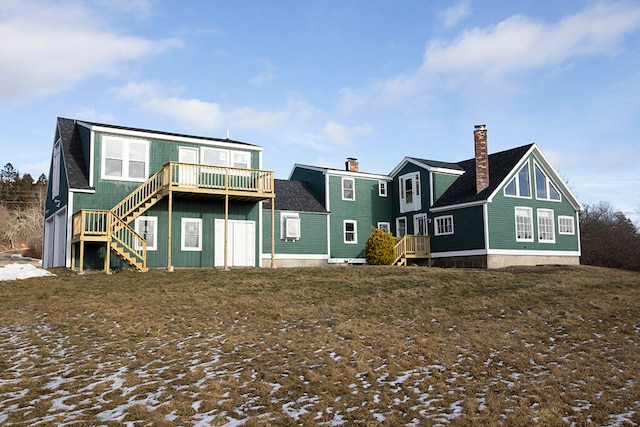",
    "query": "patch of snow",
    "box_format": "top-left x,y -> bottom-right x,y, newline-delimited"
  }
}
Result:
0,263 -> 55,281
